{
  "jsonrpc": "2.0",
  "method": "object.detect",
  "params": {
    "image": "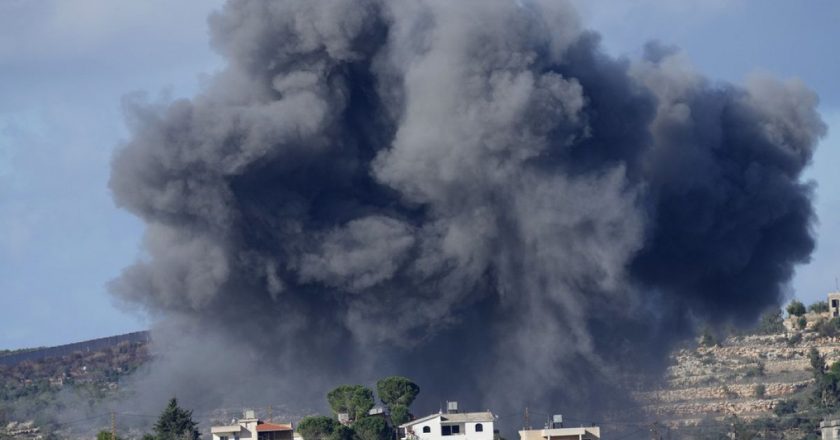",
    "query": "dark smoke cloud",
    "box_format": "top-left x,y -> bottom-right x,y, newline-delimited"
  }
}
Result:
108,0 -> 825,428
